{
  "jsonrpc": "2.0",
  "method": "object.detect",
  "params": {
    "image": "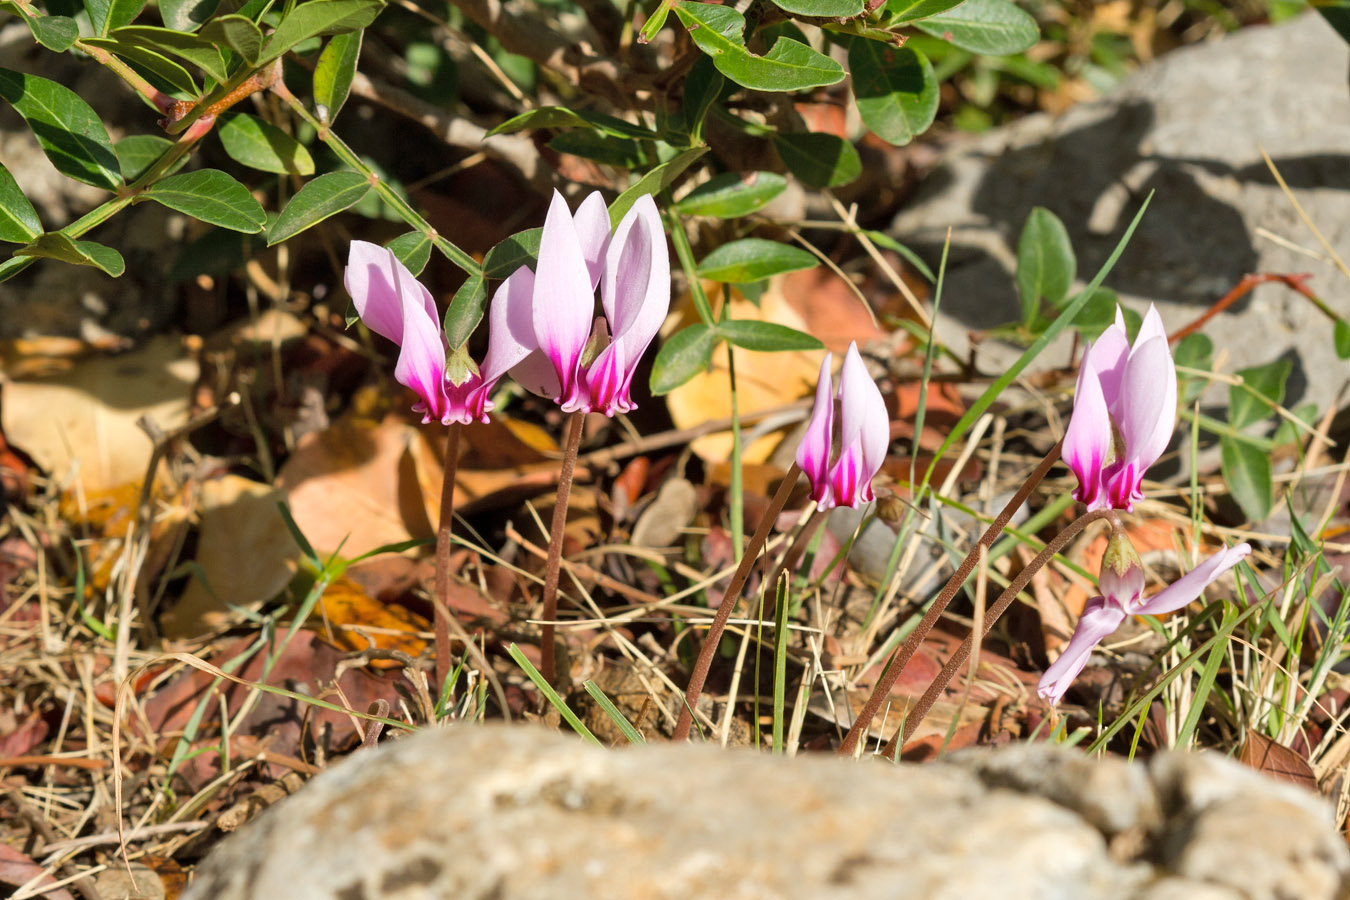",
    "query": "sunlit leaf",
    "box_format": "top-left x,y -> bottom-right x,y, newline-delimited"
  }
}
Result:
697,238 -> 816,282
15,233 -> 125,276
314,30 -> 362,122
0,162 -> 41,243
675,172 -> 786,218
218,113 -> 316,175
145,169 -> 268,233
0,68 -> 121,191
268,170 -> 371,245
651,322 -> 719,395
772,132 -> 860,188
914,0 -> 1038,55
849,42 -> 938,147
717,320 -> 823,352
674,2 -> 845,92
